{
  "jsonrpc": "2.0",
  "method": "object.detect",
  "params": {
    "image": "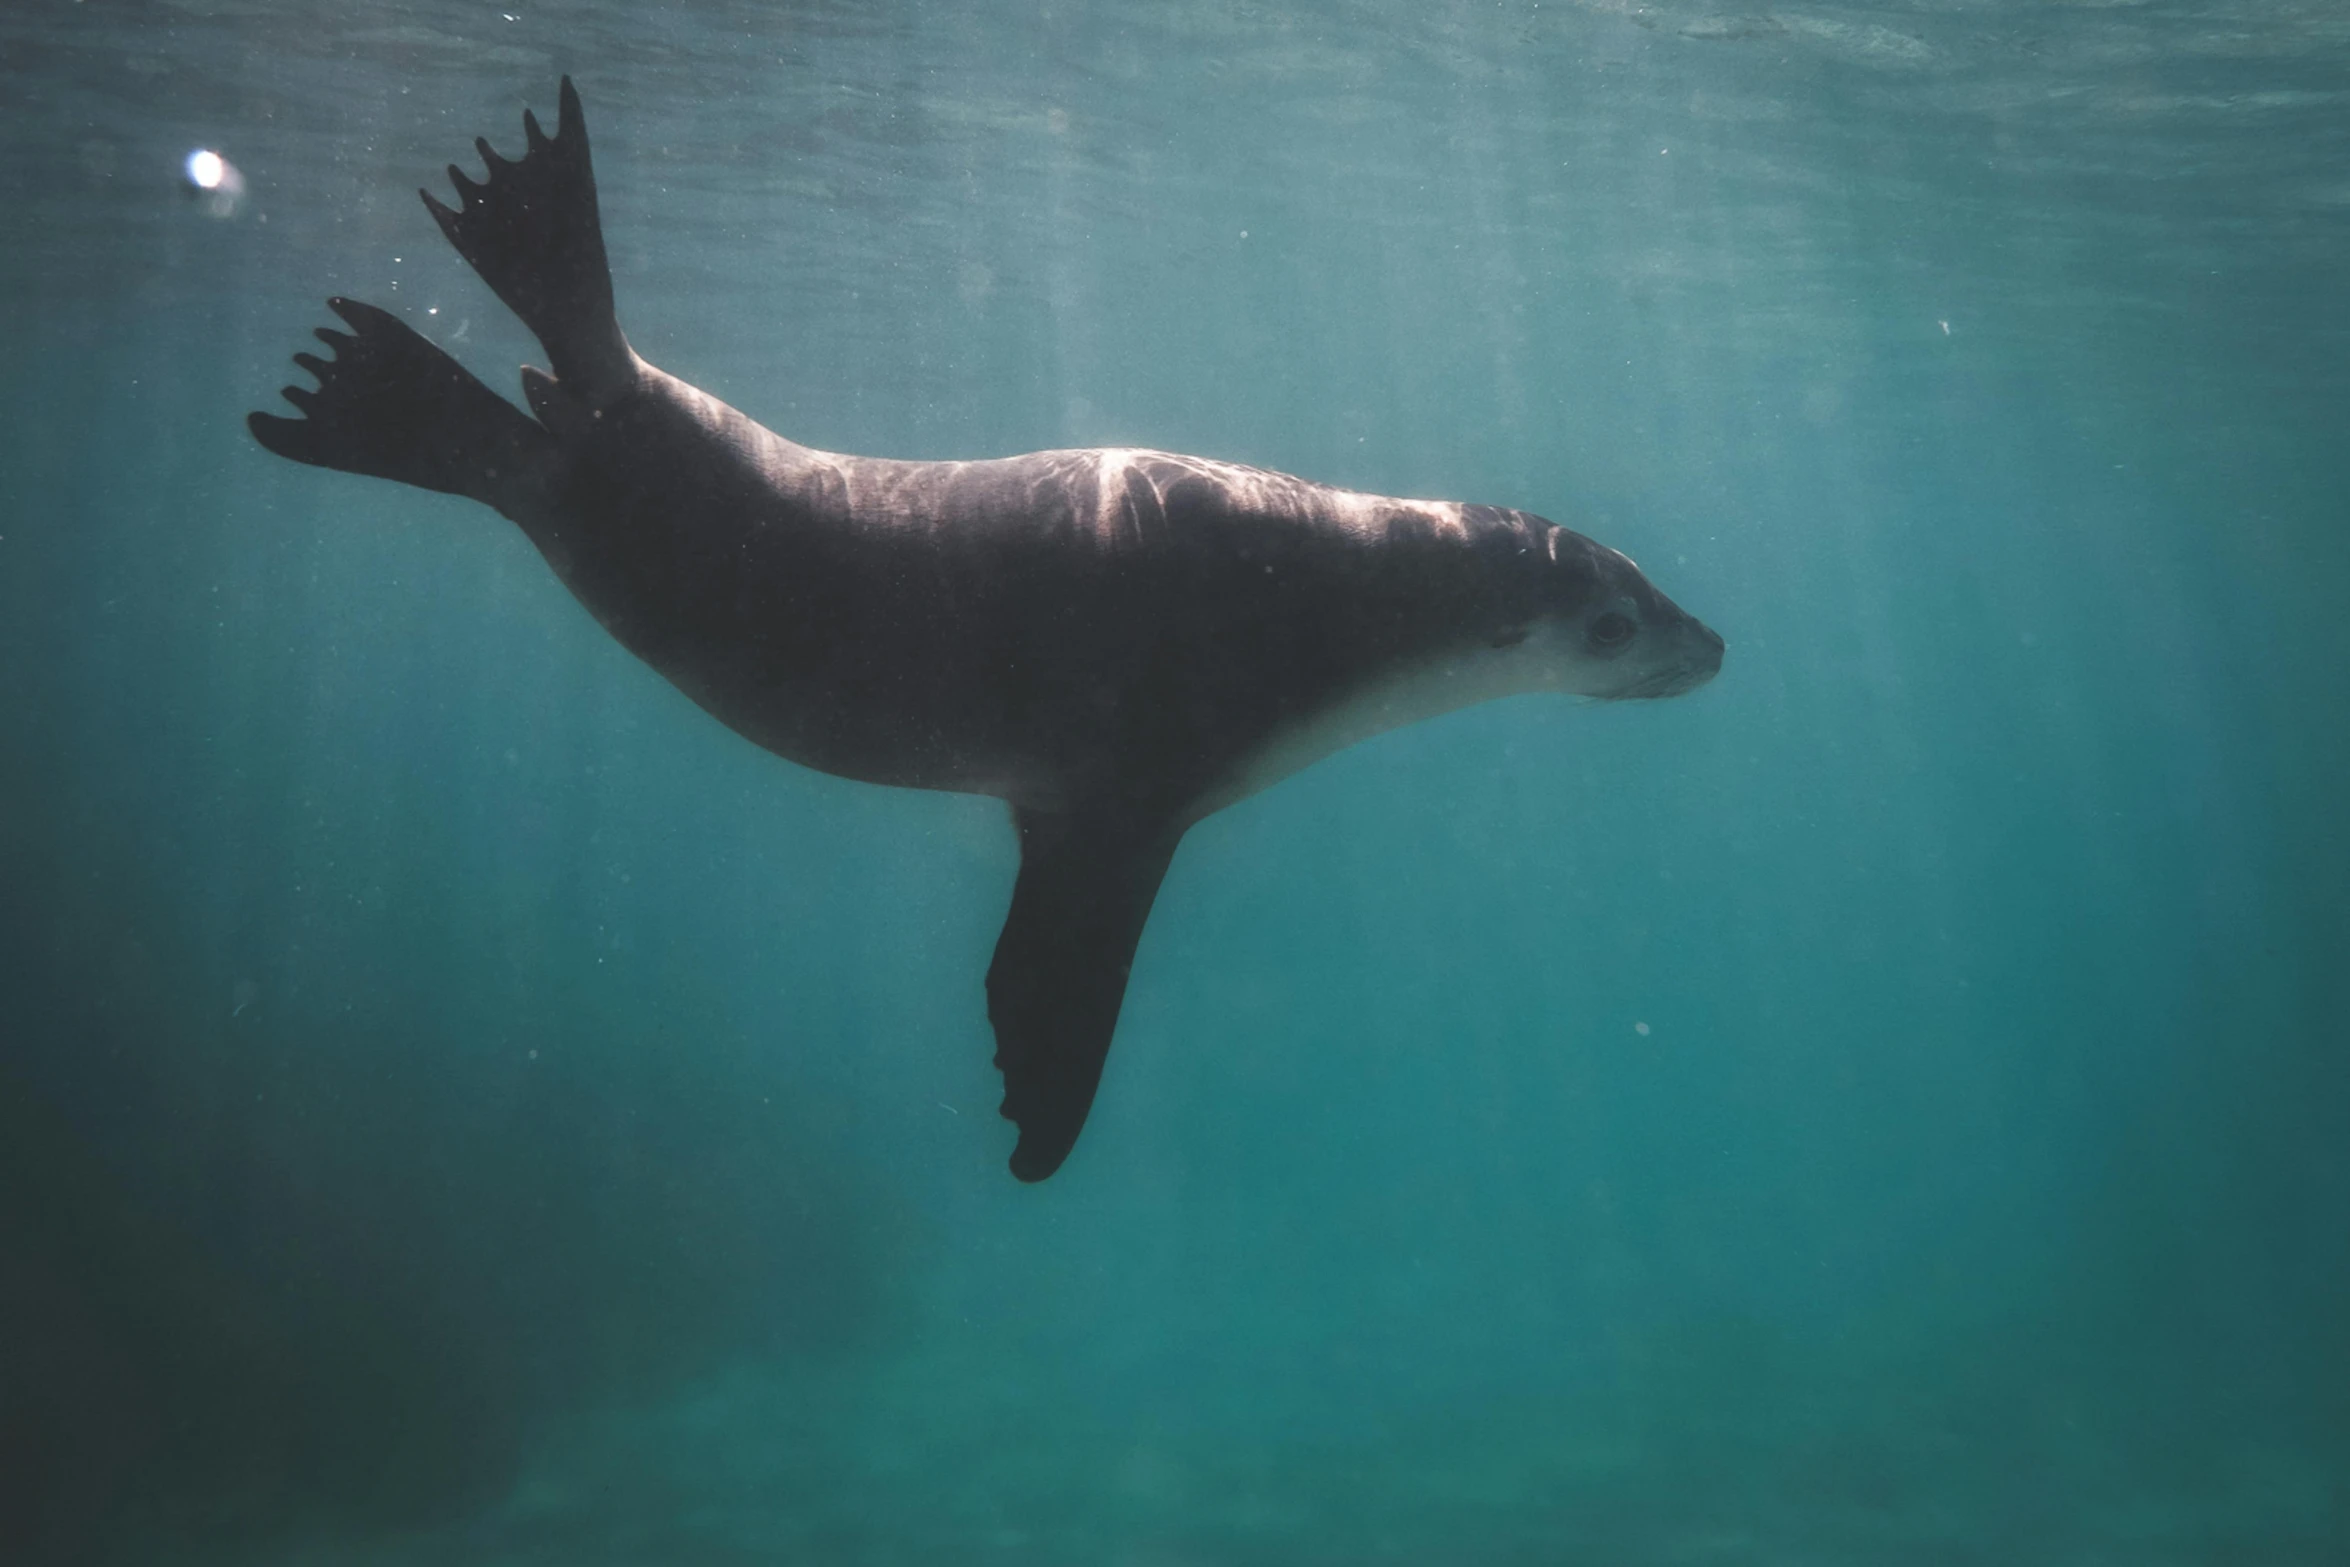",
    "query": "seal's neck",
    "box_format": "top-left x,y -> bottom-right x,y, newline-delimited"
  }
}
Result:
1194,640 -> 1558,819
